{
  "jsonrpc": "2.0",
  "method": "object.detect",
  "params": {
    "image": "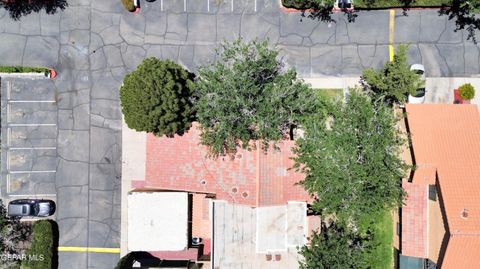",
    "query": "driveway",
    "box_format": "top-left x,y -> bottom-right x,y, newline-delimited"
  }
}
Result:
0,0 -> 479,268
